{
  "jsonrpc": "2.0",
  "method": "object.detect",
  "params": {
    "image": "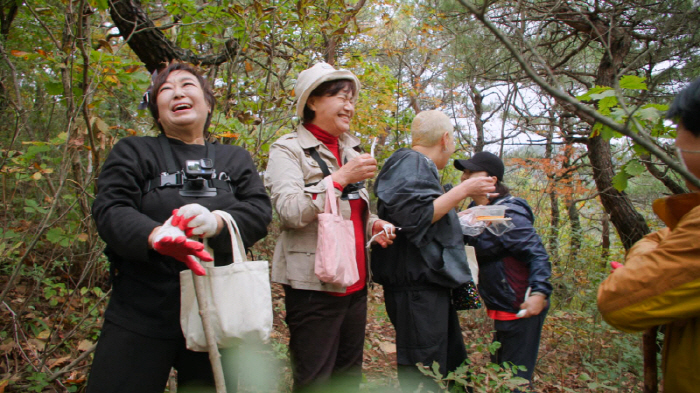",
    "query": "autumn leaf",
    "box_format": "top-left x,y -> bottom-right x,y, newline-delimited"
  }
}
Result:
92,117 -> 109,134
32,172 -> 42,180
48,355 -> 72,369
97,39 -> 114,54
125,65 -> 141,73
10,50 -> 28,57
78,339 -> 94,352
77,233 -> 89,242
